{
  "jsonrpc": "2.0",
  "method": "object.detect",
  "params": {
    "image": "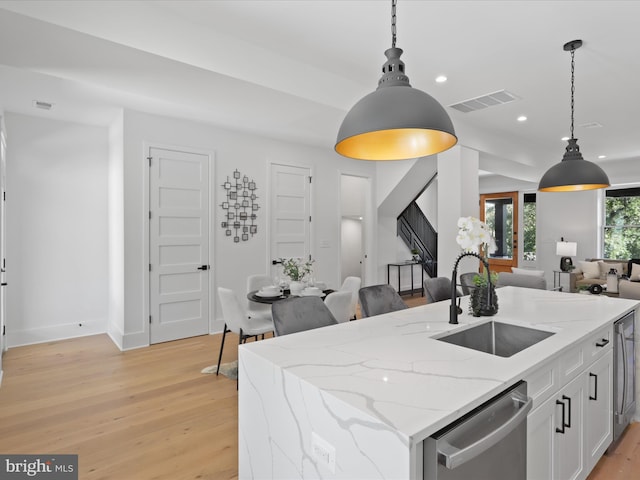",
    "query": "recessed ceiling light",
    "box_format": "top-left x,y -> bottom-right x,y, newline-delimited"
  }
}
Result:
517,115 -> 527,122
561,136 -> 570,141
598,155 -> 607,159
435,75 -> 447,83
